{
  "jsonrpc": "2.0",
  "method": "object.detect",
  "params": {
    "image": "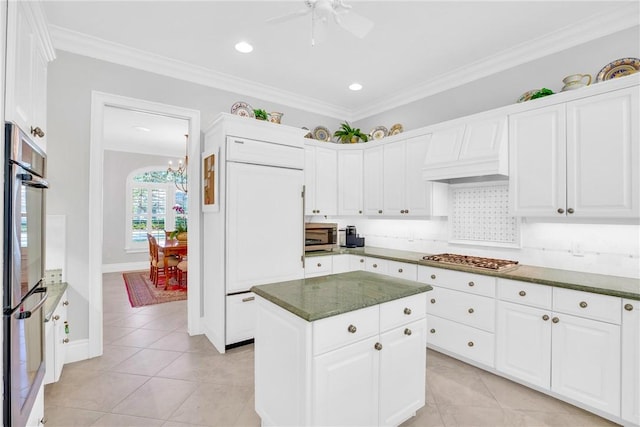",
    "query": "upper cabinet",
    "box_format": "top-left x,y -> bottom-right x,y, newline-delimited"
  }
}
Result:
305,145 -> 338,216
509,87 -> 639,218
5,1 -> 55,151
423,115 -> 508,182
337,149 -> 364,216
363,145 -> 384,216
